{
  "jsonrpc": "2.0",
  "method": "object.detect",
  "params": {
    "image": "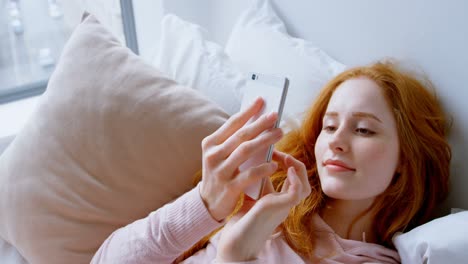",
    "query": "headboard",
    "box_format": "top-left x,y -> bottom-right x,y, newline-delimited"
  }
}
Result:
139,0 -> 468,210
